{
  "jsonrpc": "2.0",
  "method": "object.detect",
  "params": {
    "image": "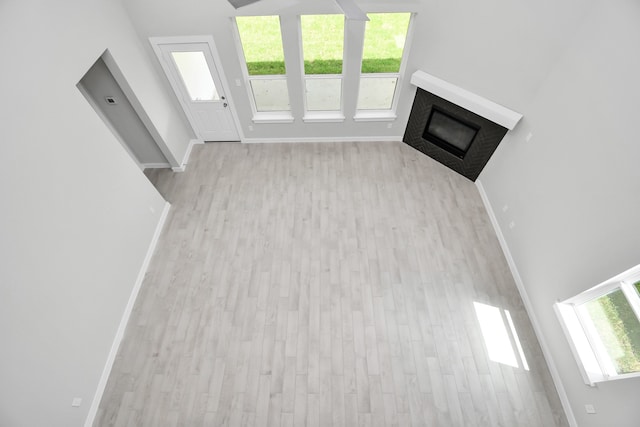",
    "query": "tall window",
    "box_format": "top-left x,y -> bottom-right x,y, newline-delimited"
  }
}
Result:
300,15 -> 344,114
236,16 -> 292,116
357,13 -> 411,112
556,264 -> 640,384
